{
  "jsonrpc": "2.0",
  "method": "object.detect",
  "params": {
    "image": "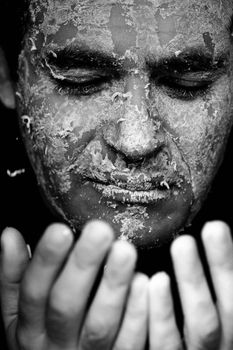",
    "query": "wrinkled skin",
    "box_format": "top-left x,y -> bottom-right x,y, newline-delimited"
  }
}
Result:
17,0 -> 233,247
